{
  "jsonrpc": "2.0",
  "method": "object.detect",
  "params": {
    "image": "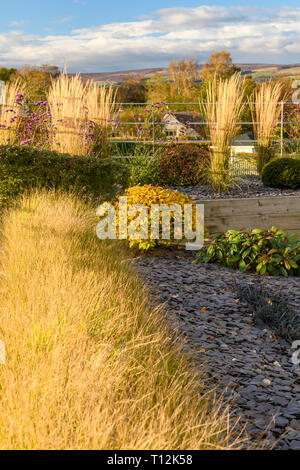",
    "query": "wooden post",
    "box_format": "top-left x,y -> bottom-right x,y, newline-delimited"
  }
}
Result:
280,101 -> 284,158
